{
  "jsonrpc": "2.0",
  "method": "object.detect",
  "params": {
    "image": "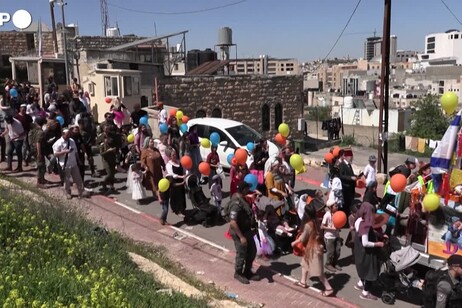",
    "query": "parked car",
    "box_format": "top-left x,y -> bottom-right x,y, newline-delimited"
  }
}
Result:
187,118 -> 279,168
